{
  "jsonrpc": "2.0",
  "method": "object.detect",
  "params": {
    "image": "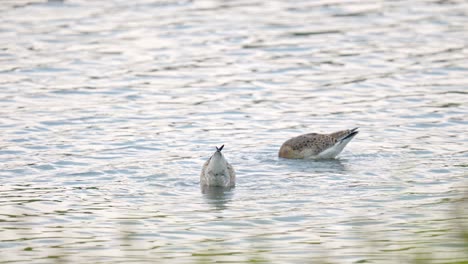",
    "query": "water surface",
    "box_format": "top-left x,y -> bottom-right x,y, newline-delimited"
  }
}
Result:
1,0 -> 468,263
